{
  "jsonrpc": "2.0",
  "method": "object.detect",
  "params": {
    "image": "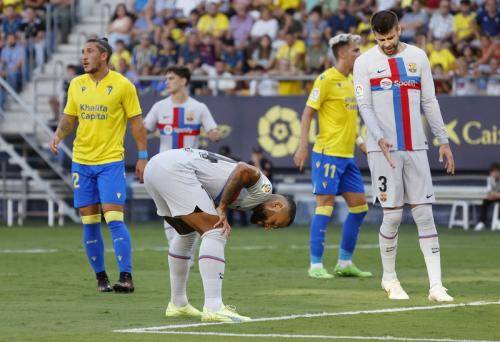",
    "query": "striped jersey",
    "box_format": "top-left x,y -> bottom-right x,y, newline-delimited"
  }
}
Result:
353,43 -> 449,152
144,96 -> 217,152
